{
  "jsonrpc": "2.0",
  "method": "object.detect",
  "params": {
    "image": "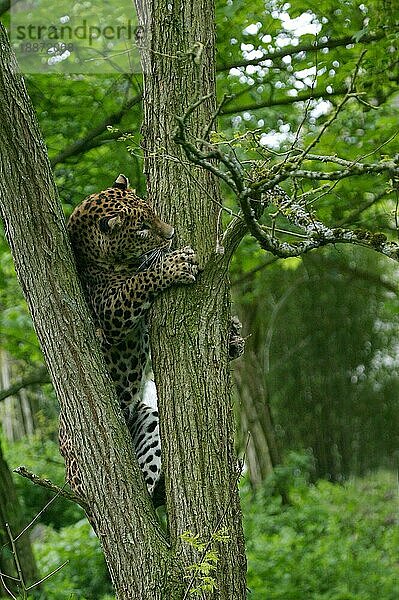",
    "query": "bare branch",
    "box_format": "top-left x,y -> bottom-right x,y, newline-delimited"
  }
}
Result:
25,561 -> 69,591
0,572 -> 16,600
50,95 -> 141,167
3,518 -> 70,595
175,113 -> 240,192
14,466 -> 87,509
13,483 -> 73,544
5,524 -> 25,592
